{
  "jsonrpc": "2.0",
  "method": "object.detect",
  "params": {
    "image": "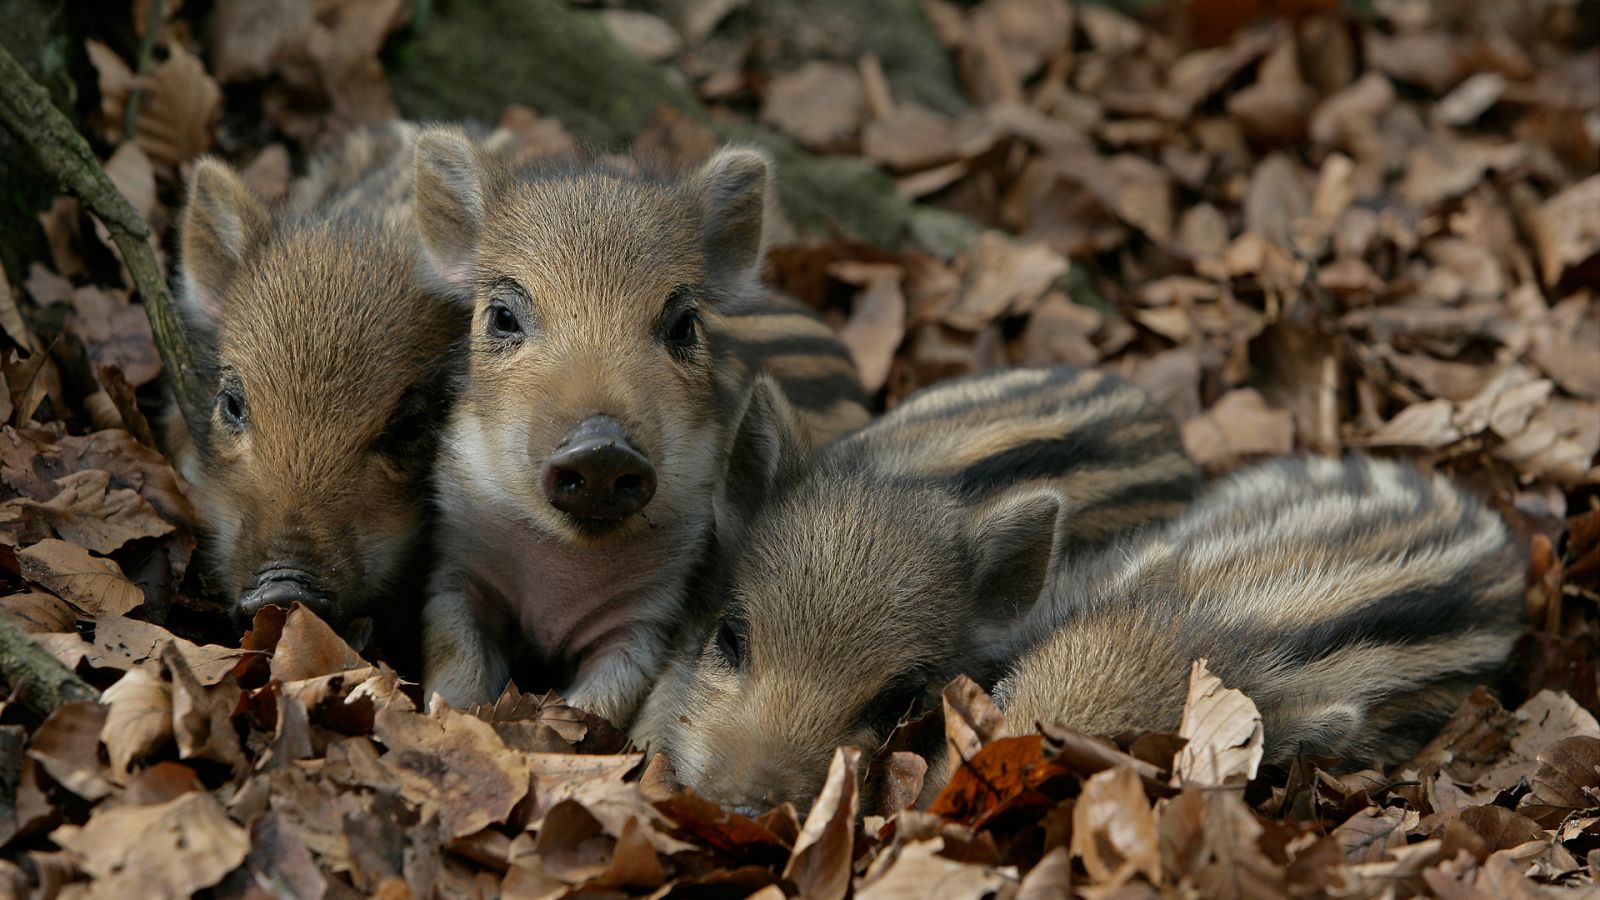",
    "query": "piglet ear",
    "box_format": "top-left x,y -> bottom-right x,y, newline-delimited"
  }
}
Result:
414,127 -> 490,293
714,373 -> 809,548
691,147 -> 771,291
179,158 -> 267,332
965,487 -> 1063,628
